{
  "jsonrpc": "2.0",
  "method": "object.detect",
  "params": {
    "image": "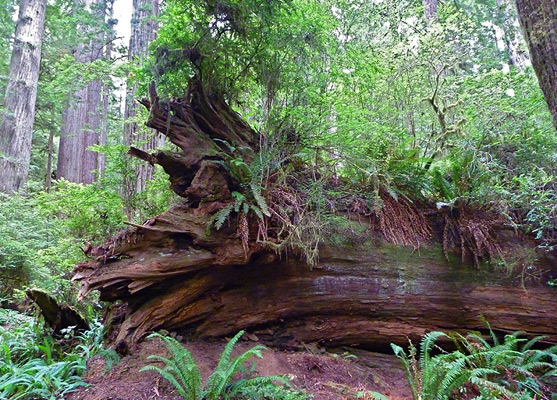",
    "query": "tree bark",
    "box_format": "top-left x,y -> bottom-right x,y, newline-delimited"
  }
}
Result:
73,81 -> 557,351
98,0 -> 115,180
57,0 -> 107,184
74,208 -> 557,350
422,0 -> 437,21
515,0 -> 557,130
123,0 -> 163,203
0,0 -> 46,193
